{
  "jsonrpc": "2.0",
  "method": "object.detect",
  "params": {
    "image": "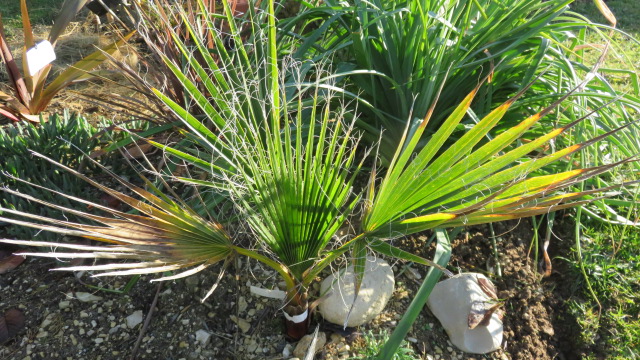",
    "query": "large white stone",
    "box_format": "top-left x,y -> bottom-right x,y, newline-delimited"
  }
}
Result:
427,273 -> 503,354
318,257 -> 394,327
